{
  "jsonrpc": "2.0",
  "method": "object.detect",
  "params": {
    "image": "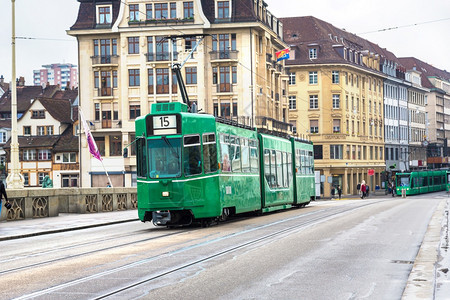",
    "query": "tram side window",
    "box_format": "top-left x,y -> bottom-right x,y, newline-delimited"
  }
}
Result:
231,136 -> 241,173
296,149 -> 301,174
308,151 -> 314,174
276,151 -> 283,187
249,139 -> 259,173
241,138 -> 250,173
283,152 -> 288,187
136,138 -> 147,177
287,152 -> 292,186
183,135 -> 202,176
264,149 -> 272,186
220,134 -> 231,172
301,150 -> 306,174
203,133 -> 218,173
434,176 -> 440,185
